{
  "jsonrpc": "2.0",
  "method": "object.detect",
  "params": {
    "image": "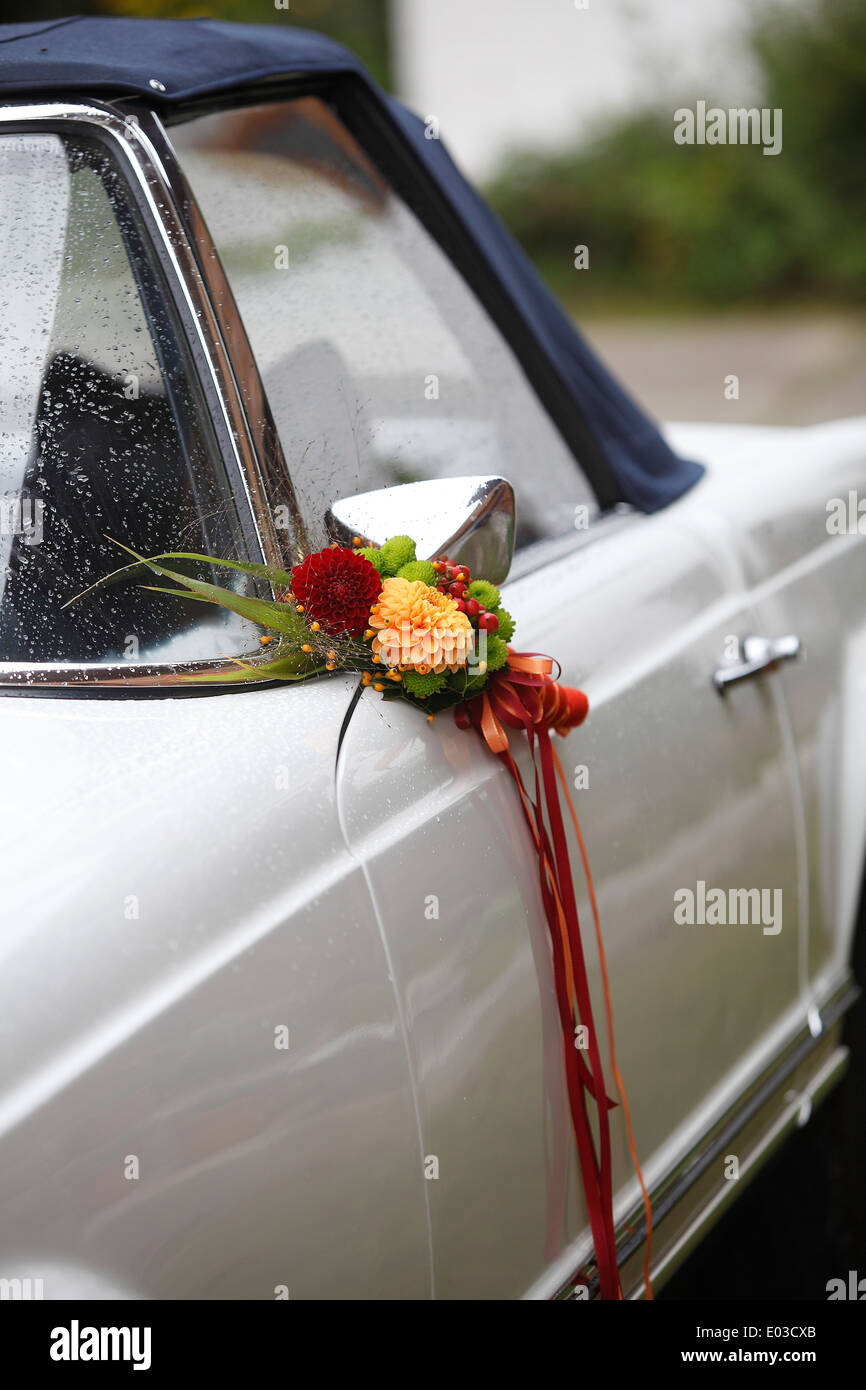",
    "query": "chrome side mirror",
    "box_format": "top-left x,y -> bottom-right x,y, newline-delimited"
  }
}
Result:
326,476 -> 515,584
